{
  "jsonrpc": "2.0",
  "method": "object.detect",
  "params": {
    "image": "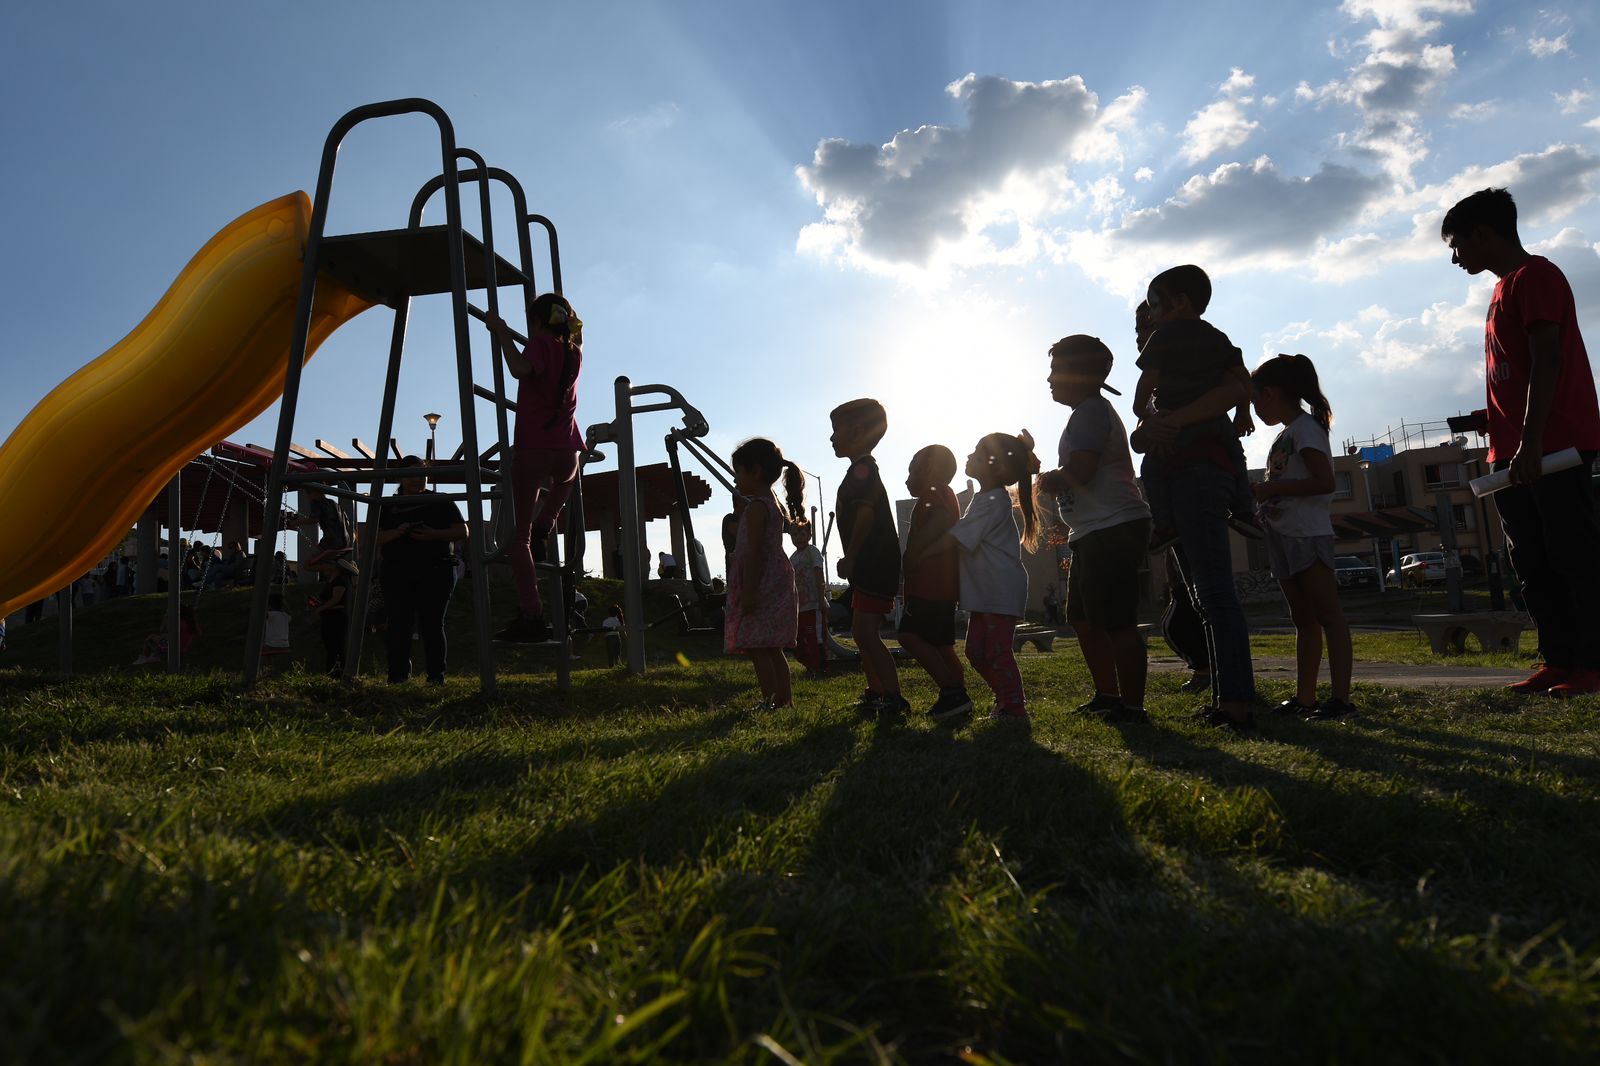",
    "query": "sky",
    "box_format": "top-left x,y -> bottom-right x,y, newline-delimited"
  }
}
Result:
3,0 -> 1599,572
